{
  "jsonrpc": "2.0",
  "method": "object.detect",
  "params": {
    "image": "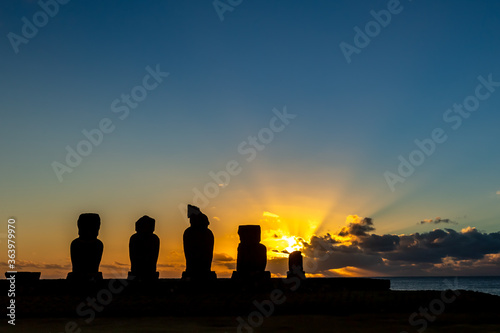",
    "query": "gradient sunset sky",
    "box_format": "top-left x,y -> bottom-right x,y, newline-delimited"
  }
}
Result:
1,0 -> 500,279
